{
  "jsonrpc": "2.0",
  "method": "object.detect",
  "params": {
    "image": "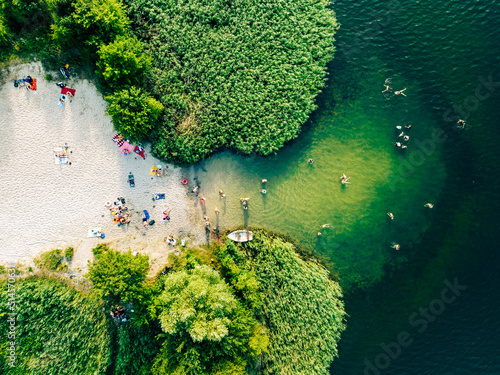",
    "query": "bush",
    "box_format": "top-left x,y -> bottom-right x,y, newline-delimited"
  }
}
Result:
105,86 -> 164,142
219,231 -> 347,374
87,247 -> 149,307
64,246 -> 74,259
0,277 -> 113,374
51,0 -> 131,56
34,249 -> 64,271
2,0 -> 52,35
129,0 -> 339,164
114,322 -> 162,375
96,35 -> 152,90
